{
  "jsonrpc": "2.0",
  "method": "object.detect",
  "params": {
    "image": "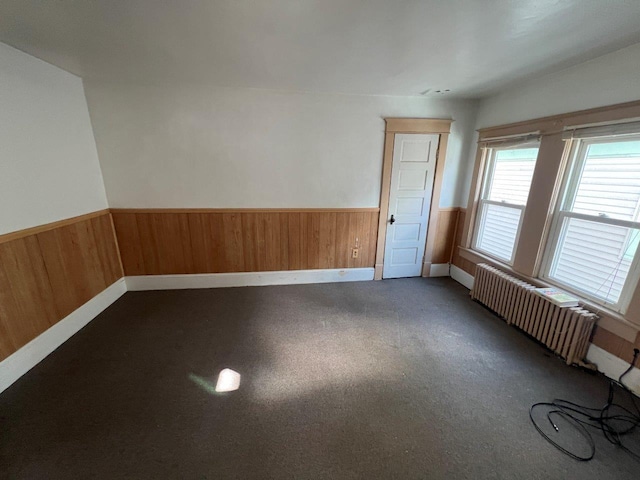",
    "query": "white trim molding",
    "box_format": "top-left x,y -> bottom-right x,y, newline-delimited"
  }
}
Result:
126,268 -> 375,291
451,265 -> 474,290
429,263 -> 450,277
0,278 -> 127,394
586,344 -> 640,396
